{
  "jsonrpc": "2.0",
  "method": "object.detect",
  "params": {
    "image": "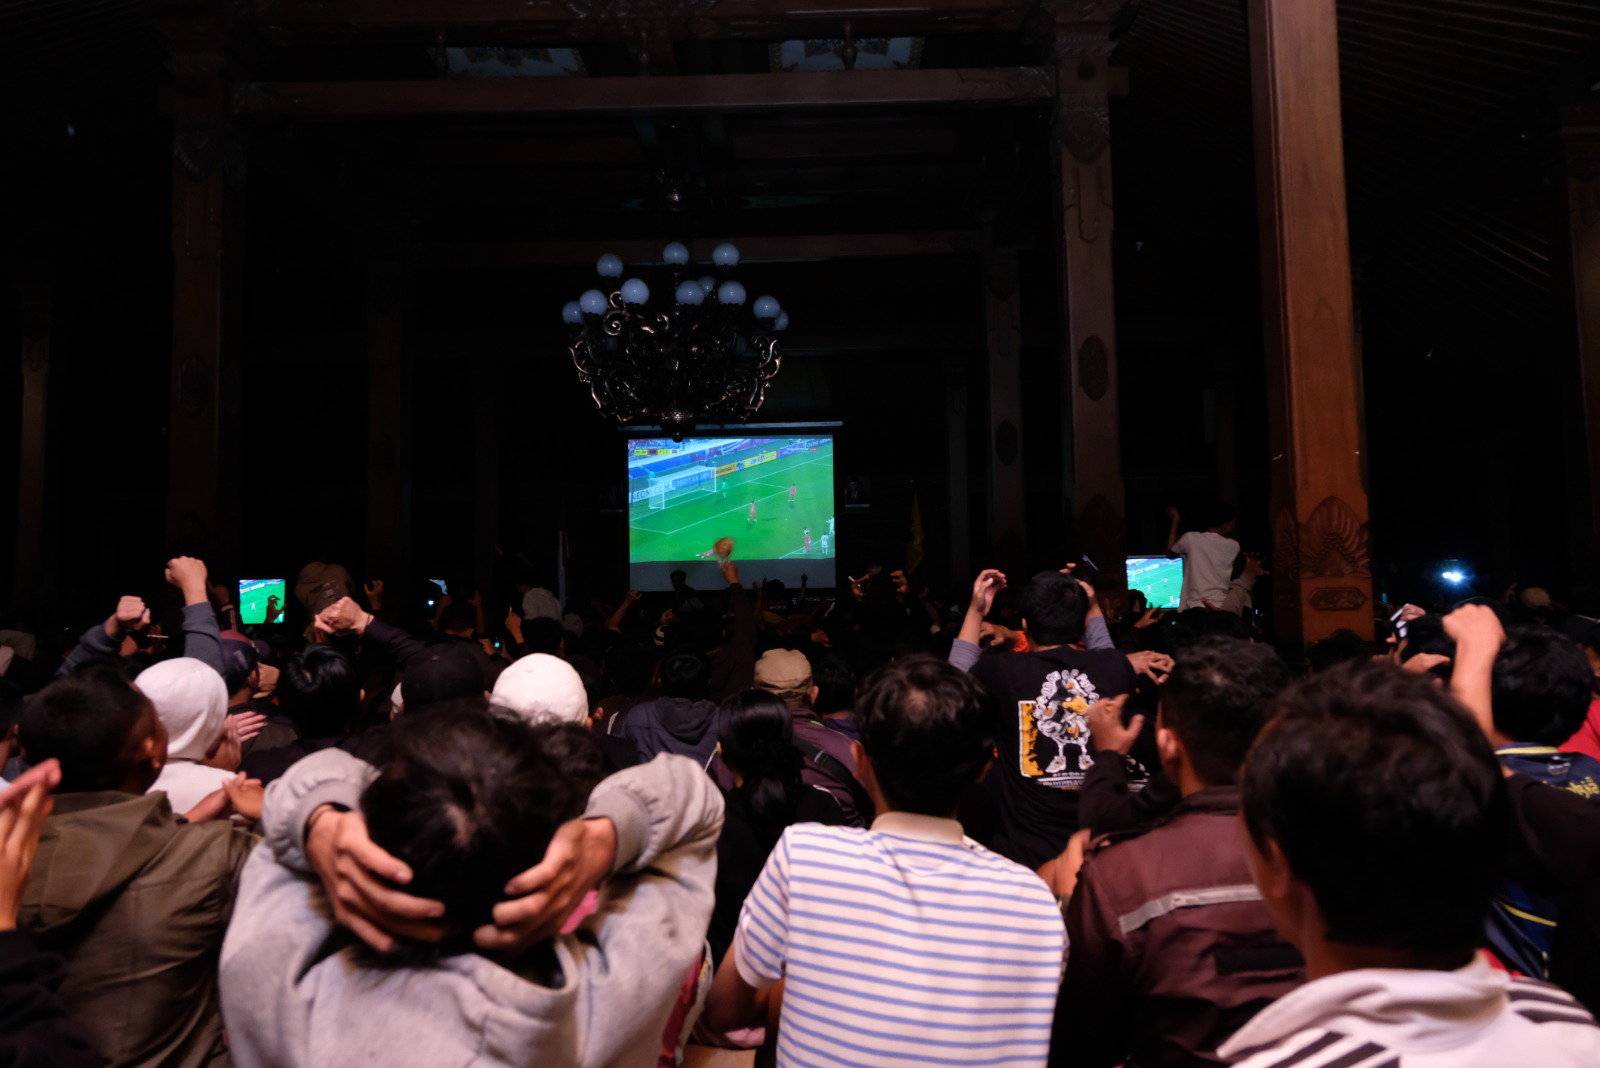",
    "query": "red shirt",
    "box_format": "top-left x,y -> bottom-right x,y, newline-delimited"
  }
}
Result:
1562,697 -> 1600,763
